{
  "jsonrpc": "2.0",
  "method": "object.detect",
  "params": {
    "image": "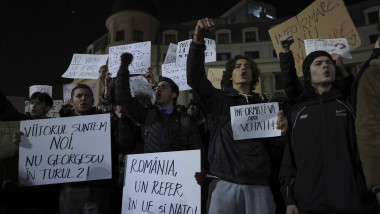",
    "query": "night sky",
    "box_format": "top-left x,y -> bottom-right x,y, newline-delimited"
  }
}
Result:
0,0 -> 363,98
